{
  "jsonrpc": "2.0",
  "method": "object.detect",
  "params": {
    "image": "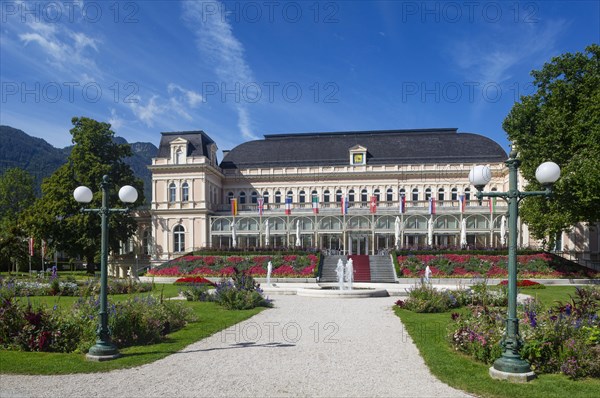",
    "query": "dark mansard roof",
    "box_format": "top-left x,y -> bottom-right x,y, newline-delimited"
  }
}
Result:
219,128 -> 507,169
155,131 -> 215,158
